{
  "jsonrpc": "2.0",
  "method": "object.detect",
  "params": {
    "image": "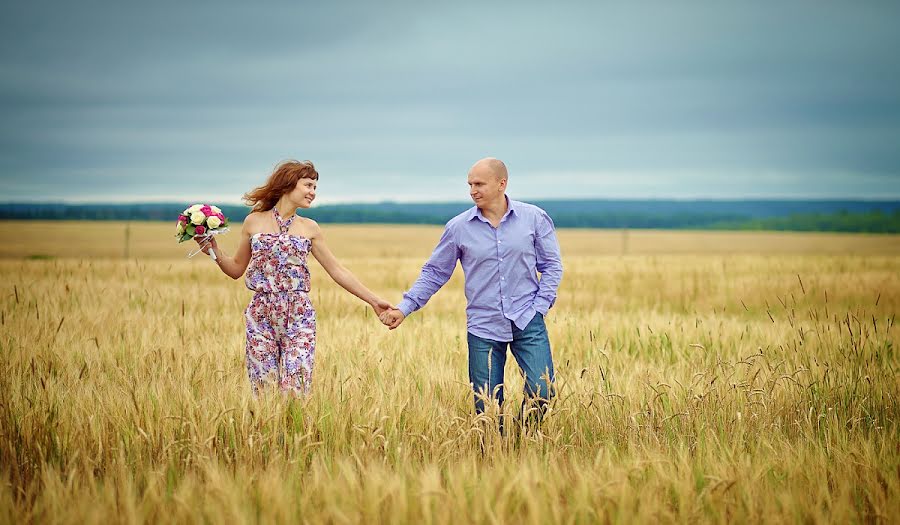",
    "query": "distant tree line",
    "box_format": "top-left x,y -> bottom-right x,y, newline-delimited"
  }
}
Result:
706,210 -> 900,233
2,201 -> 899,233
